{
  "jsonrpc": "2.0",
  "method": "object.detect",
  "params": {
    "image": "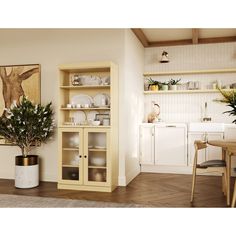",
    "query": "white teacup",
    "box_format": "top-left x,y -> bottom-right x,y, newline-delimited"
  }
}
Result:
66,104 -> 72,108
